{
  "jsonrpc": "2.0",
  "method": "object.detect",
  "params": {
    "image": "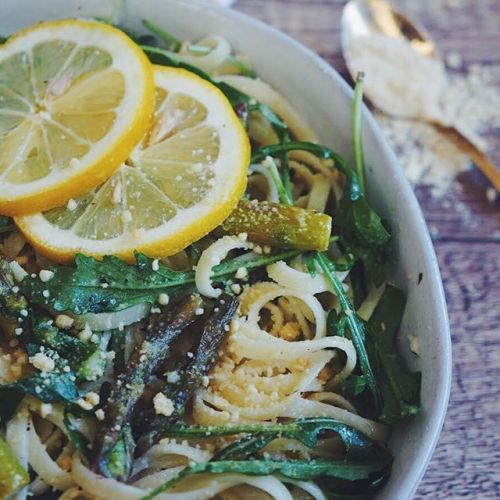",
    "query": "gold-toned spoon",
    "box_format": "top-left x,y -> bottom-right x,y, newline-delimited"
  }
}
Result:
341,0 -> 500,191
